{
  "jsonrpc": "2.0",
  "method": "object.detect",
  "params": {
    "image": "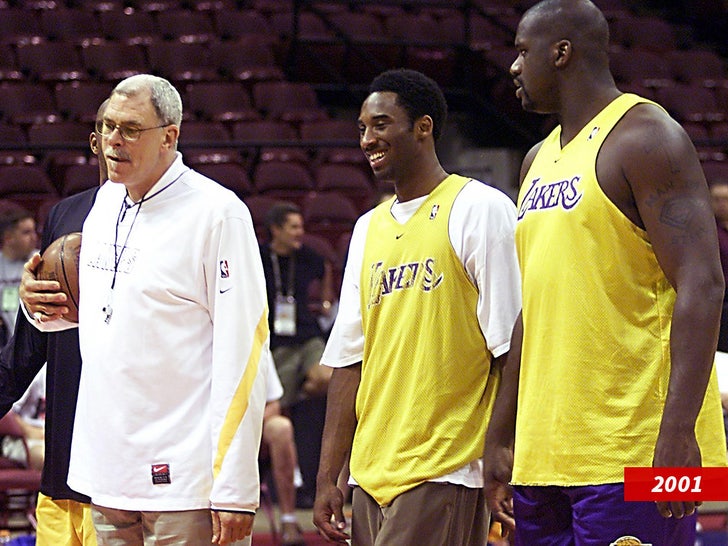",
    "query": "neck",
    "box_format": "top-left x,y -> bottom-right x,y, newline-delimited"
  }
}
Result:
558,80 -> 621,145
271,241 -> 293,256
395,164 -> 449,203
